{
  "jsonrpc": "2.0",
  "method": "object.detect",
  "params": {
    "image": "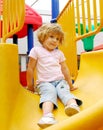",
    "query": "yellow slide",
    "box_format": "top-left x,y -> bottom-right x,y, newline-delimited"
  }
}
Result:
0,43 -> 103,130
